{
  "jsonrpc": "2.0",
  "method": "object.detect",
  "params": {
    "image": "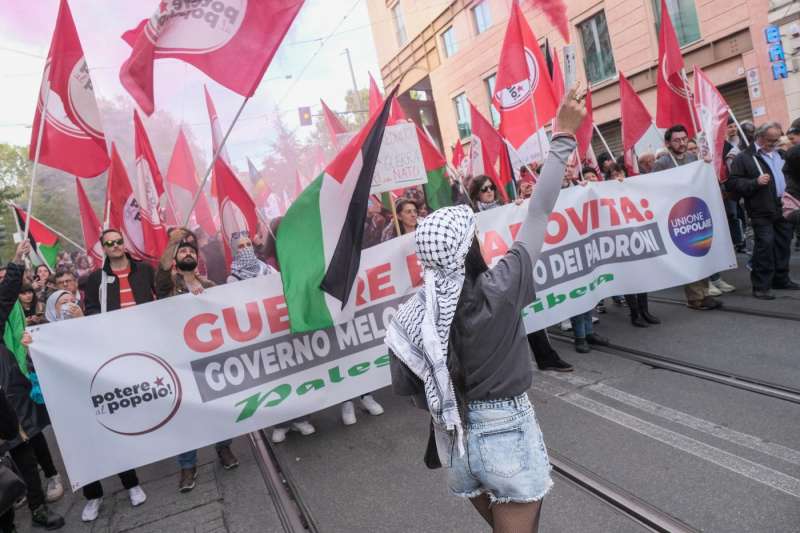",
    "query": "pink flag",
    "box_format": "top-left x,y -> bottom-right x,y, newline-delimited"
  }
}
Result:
75,178 -> 103,268
120,1 -> 304,115
204,85 -> 231,165
133,111 -> 167,260
693,66 -> 730,180
30,0 -> 109,177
